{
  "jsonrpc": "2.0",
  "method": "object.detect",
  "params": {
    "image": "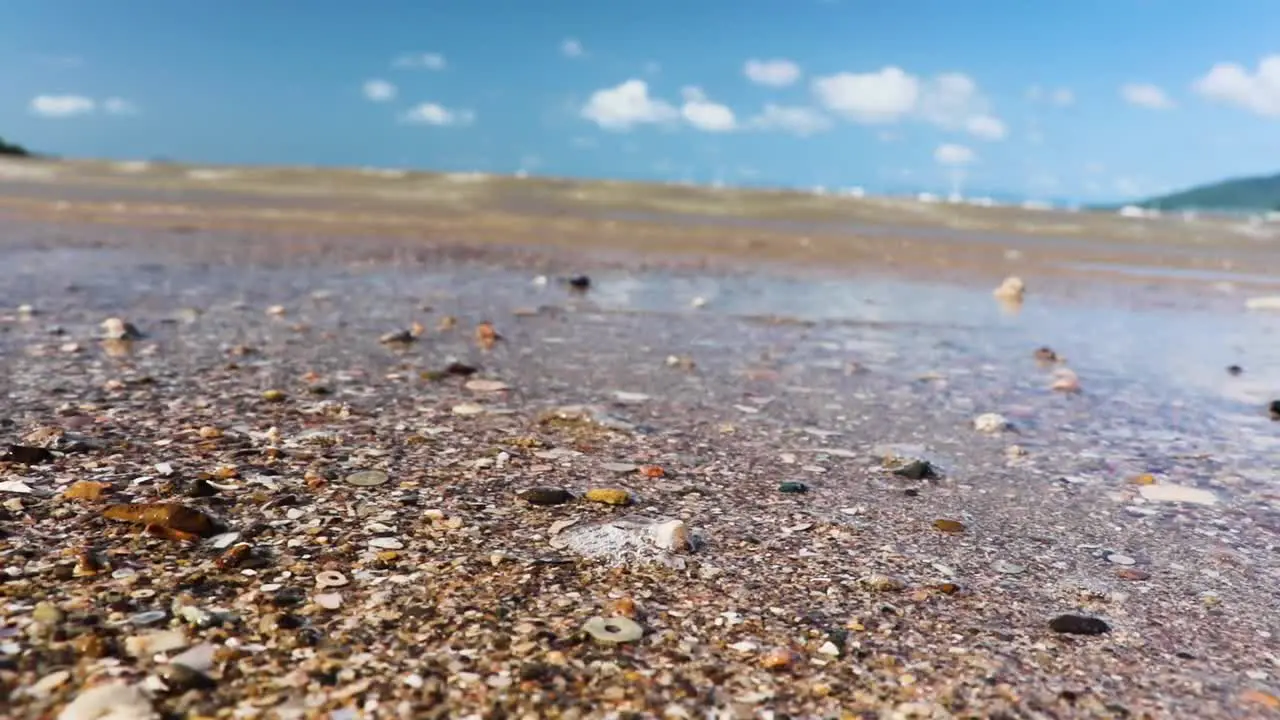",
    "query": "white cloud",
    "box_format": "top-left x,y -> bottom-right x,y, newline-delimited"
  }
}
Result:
813,67 -> 1004,140
934,143 -> 975,166
561,38 -> 585,59
400,103 -> 475,127
744,58 -> 802,87
748,104 -> 832,136
1120,83 -> 1174,110
29,94 -> 95,118
102,97 -> 138,115
812,67 -> 919,123
393,52 -> 446,70
680,86 -> 736,132
581,79 -> 678,131
964,114 -> 1006,141
1193,56 -> 1280,116
363,79 -> 397,102
1027,84 -> 1075,107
